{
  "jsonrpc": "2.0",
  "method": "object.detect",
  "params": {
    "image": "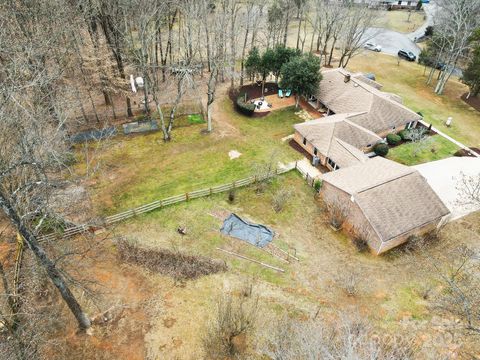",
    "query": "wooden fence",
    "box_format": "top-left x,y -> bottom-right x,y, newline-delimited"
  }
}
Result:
39,163 -> 297,242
